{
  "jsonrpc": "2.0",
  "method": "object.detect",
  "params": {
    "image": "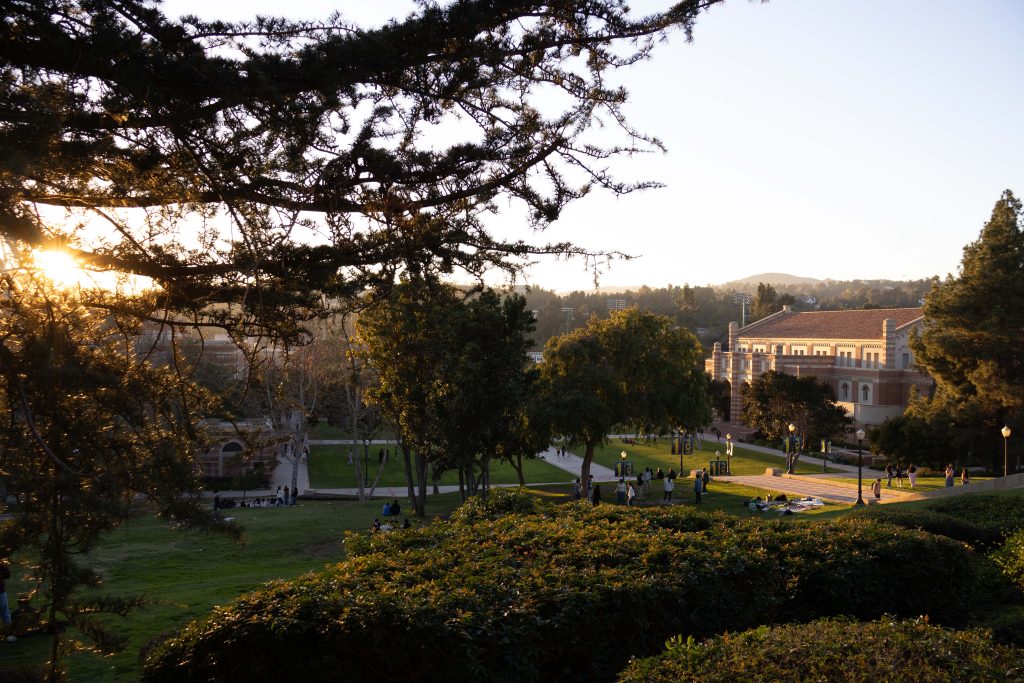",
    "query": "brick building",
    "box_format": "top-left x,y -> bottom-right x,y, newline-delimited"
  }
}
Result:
706,306 -> 932,429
